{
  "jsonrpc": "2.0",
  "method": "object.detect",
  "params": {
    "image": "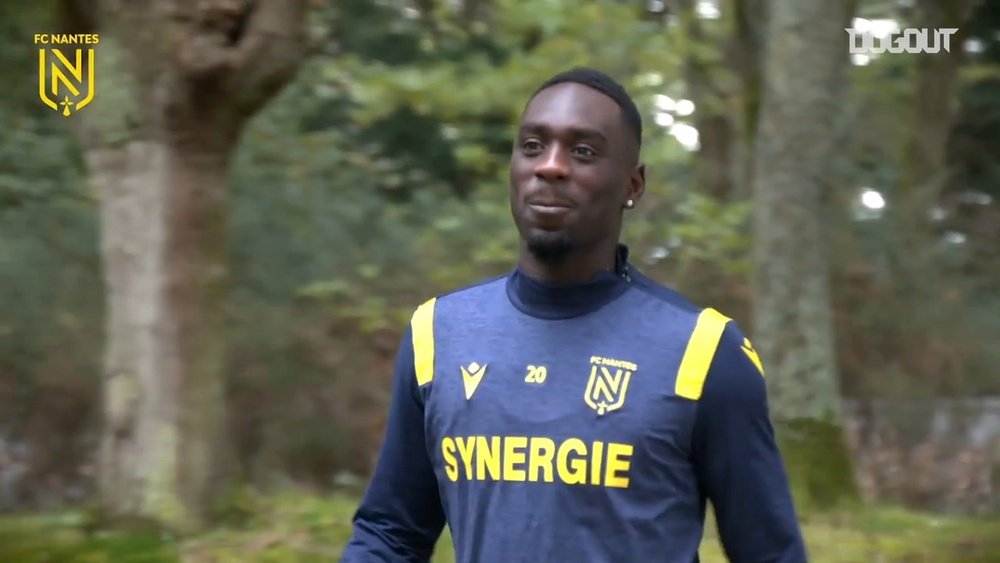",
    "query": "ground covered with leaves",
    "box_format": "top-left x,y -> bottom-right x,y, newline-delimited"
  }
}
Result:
1,491 -> 999,562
